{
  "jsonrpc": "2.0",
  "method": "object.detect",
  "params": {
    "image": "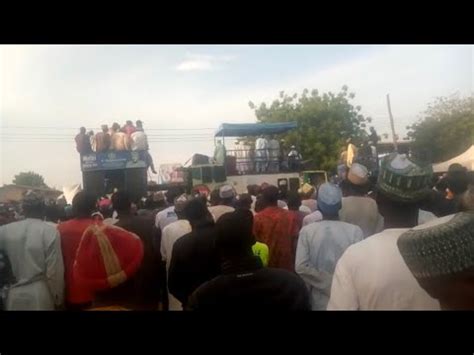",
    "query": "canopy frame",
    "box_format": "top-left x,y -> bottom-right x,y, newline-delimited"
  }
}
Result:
214,122 -> 298,138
